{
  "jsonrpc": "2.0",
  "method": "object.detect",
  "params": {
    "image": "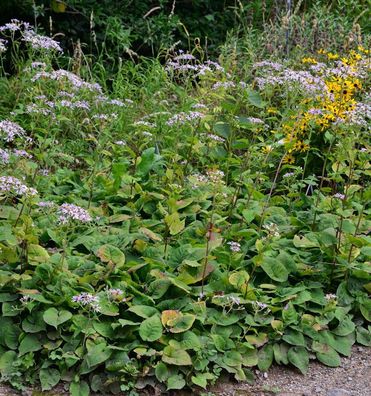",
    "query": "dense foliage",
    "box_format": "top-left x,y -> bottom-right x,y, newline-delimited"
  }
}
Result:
0,15 -> 370,396
1,0 -> 370,58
